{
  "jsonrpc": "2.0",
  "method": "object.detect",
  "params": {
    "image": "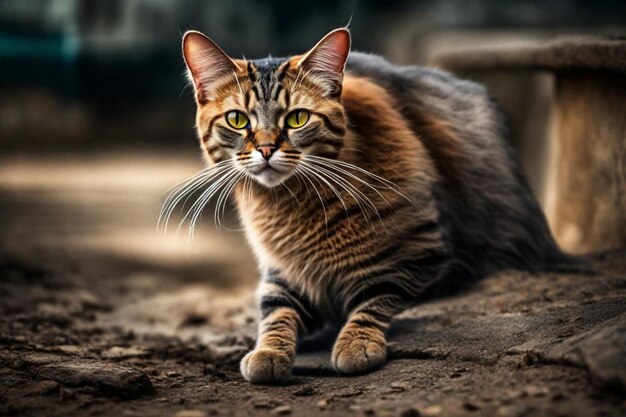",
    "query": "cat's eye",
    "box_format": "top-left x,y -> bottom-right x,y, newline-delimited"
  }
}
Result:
226,111 -> 249,129
285,110 -> 310,129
